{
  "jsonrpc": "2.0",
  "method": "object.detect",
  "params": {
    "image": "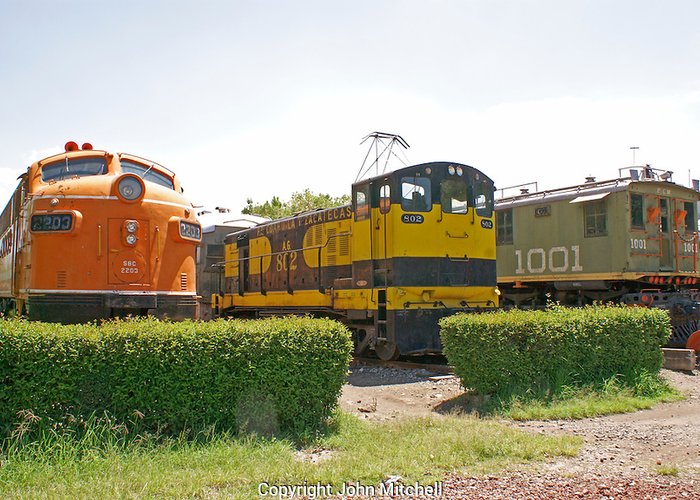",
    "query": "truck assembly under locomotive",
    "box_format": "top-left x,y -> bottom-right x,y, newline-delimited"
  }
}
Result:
0,141 -> 202,322
495,166 -> 700,349
213,161 -> 500,359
